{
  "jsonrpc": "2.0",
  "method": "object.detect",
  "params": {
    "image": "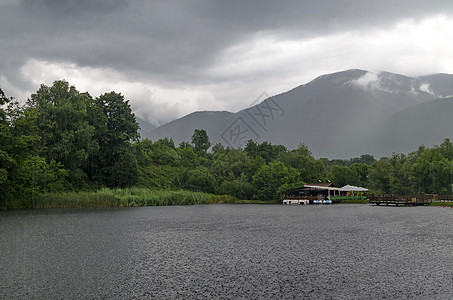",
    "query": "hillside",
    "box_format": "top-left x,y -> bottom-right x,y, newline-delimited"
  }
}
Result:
362,97 -> 453,156
145,69 -> 452,158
